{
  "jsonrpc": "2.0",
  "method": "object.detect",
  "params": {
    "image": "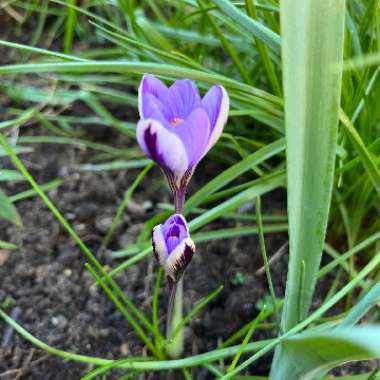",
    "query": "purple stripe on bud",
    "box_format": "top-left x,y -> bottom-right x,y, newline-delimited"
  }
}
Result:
172,242 -> 195,276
